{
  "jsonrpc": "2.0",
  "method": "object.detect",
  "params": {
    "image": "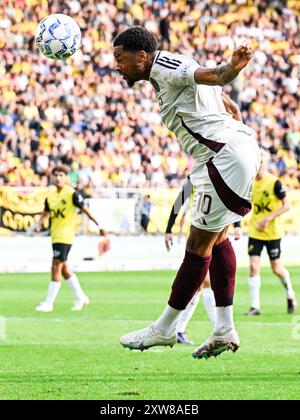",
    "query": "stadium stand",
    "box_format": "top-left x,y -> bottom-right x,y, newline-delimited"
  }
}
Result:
0,0 -> 299,192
